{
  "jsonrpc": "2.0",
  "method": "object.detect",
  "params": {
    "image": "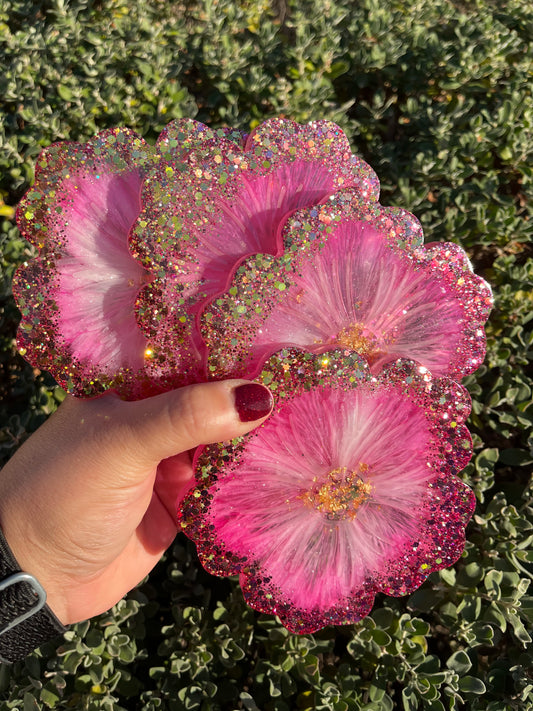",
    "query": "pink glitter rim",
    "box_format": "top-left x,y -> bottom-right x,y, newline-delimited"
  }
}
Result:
201,192 -> 493,381
178,349 -> 476,634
